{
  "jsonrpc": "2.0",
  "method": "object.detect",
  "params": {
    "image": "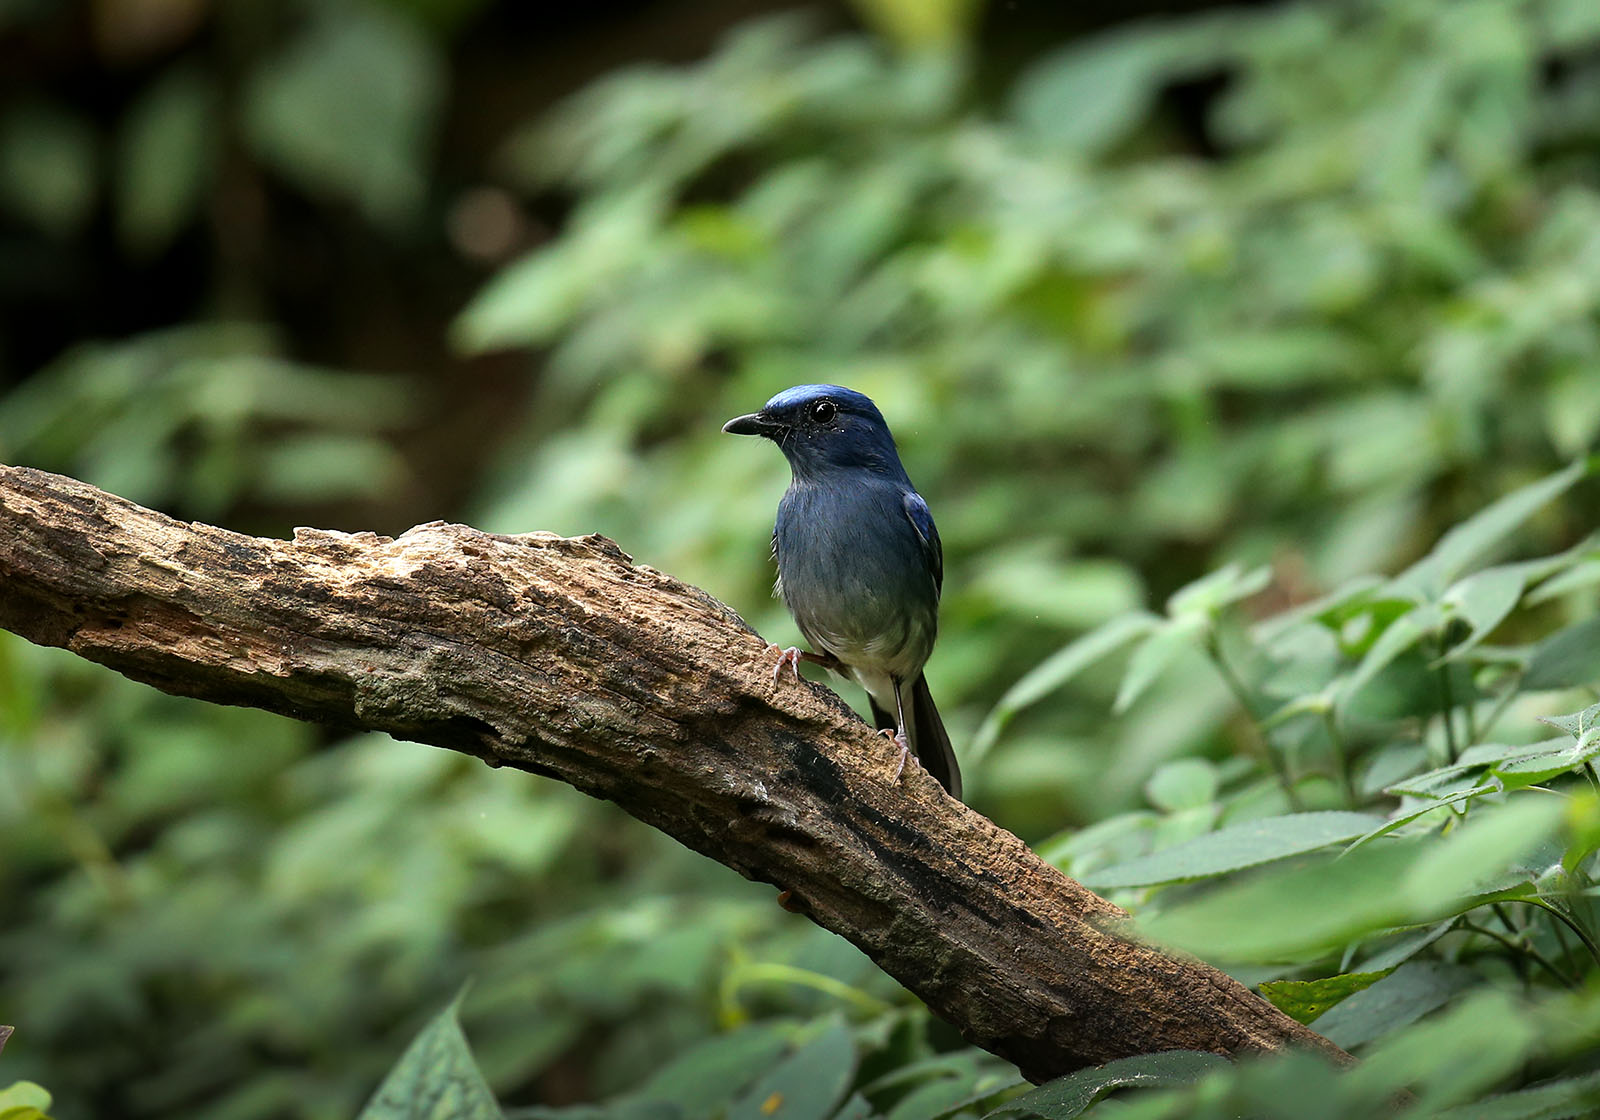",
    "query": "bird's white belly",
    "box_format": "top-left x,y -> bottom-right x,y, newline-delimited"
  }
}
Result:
806,616 -> 930,698
804,619 -> 901,711
844,663 -> 898,713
